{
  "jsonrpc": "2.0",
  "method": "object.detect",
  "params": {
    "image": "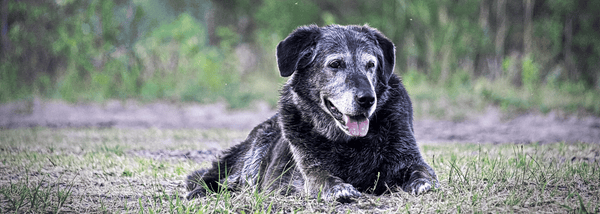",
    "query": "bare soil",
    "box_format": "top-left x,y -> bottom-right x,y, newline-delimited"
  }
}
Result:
1,98 -> 599,144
